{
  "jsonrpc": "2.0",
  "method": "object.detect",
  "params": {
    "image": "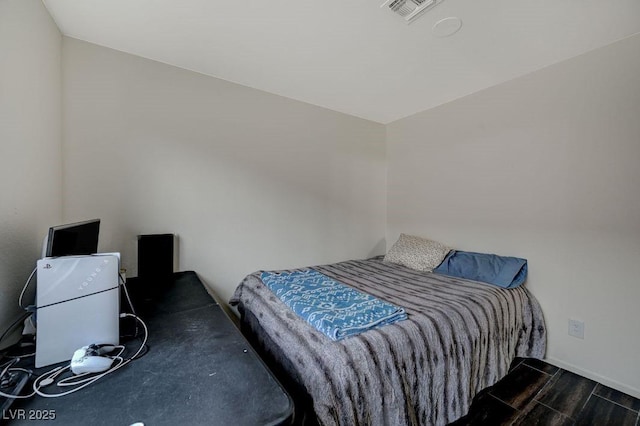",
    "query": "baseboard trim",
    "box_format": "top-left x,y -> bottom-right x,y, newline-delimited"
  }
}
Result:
546,357 -> 640,400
